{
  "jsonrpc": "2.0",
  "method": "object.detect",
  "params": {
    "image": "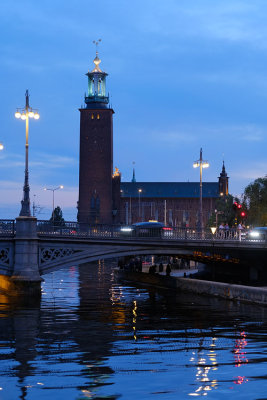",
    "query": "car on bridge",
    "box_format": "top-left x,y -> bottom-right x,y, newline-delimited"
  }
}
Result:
248,227 -> 267,241
129,221 -> 173,238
